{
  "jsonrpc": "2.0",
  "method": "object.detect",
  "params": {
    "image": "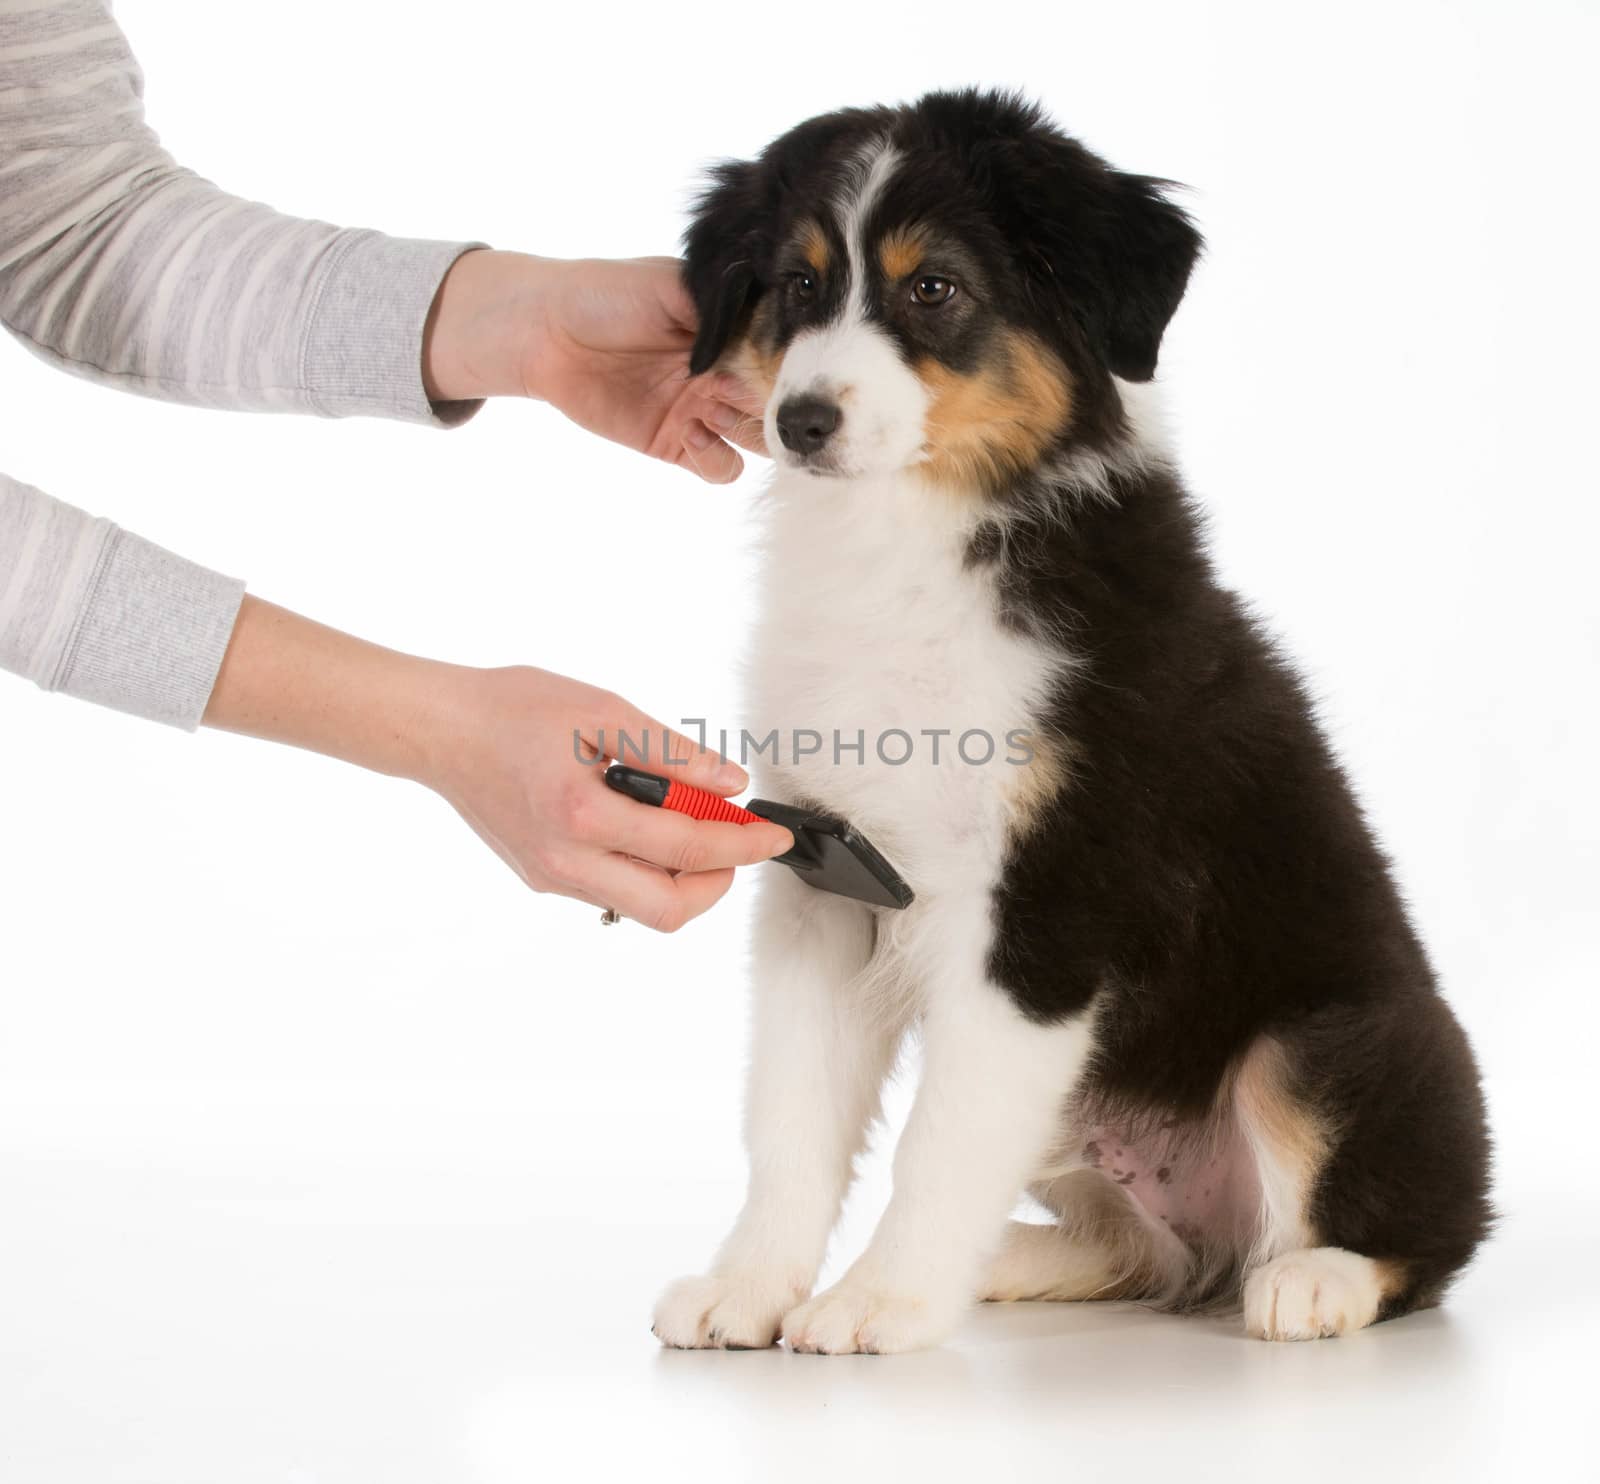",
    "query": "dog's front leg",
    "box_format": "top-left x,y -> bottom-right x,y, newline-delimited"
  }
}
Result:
652,869 -> 899,1349
782,904 -> 1091,1354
